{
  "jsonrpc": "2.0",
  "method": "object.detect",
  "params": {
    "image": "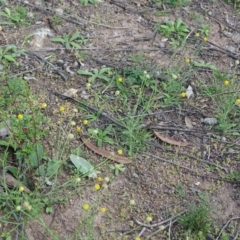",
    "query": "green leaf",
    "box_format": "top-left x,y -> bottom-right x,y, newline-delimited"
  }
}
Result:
70,42 -> 81,49
51,37 -> 65,43
5,7 -> 11,16
70,32 -> 80,41
77,70 -> 93,76
28,144 -> 44,168
97,138 -> 102,147
70,154 -> 97,178
4,55 -> 16,62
